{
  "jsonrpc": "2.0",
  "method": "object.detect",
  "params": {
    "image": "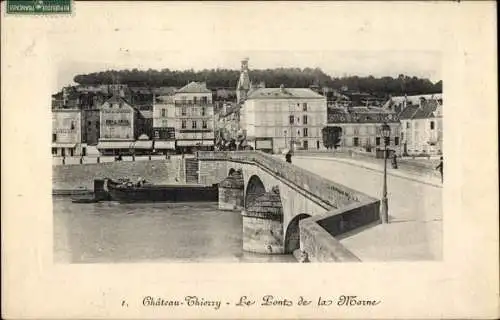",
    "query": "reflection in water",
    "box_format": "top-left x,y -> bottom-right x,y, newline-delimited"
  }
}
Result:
53,198 -> 296,263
